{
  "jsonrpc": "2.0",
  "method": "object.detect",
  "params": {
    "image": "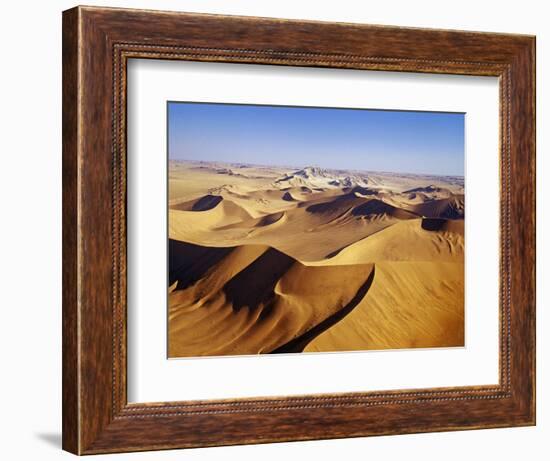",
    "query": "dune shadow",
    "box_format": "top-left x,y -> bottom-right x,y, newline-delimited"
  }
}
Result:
305,194 -> 354,213
271,267 -> 376,353
170,194 -> 223,211
352,199 -> 417,220
257,211 -> 285,227
191,194 -> 223,211
324,247 -> 342,259
413,197 -> 464,219
282,191 -> 297,201
169,239 -> 234,290
223,248 -> 295,311
421,217 -> 448,231
349,185 -> 379,196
